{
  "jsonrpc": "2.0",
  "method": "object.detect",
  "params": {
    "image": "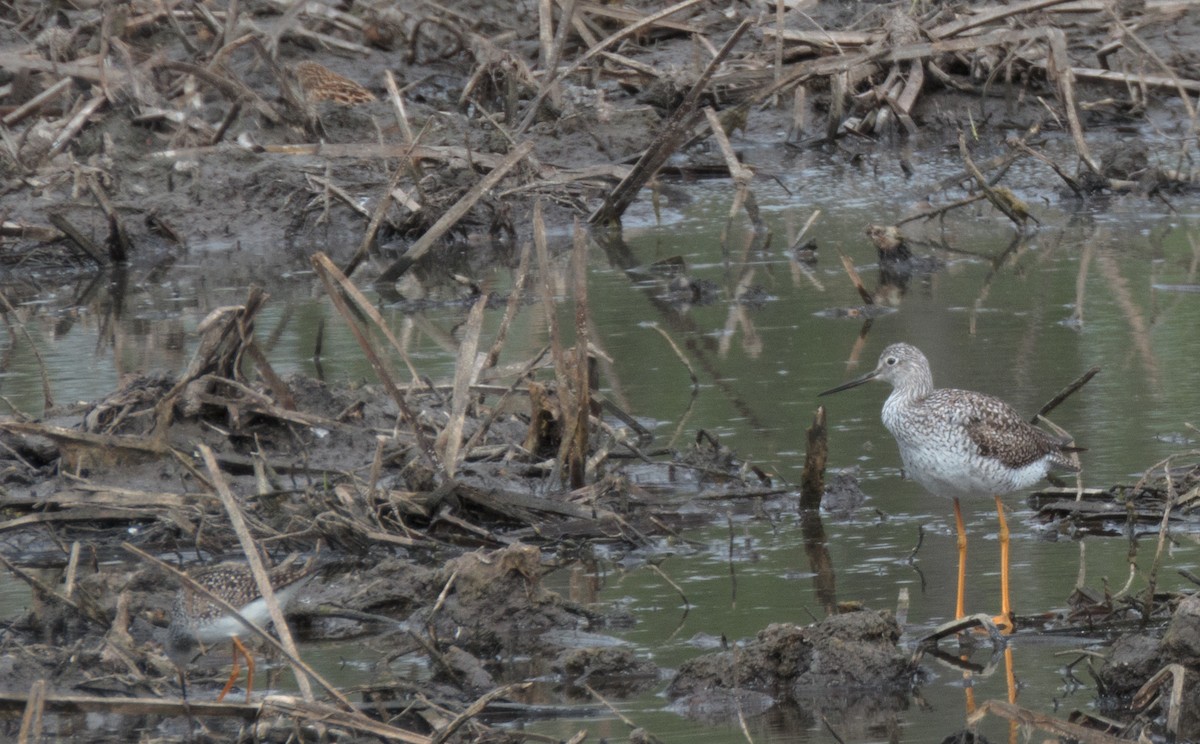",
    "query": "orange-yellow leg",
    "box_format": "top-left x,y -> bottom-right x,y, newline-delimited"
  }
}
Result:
994,494 -> 1013,633
215,639 -> 241,703
241,637 -> 256,703
963,646 -> 1017,722
1004,645 -> 1018,744
961,649 -> 976,715
215,637 -> 256,703
953,497 -> 967,621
